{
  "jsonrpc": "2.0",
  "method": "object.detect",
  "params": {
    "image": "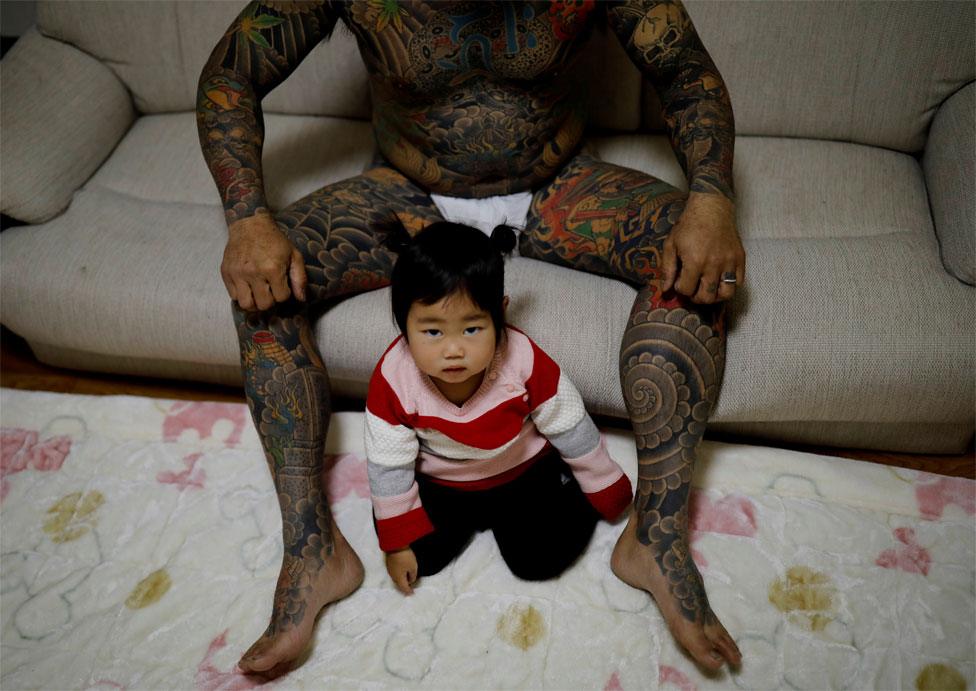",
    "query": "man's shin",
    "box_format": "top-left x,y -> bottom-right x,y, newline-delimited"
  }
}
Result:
618,285 -> 727,544
233,303 -> 335,566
